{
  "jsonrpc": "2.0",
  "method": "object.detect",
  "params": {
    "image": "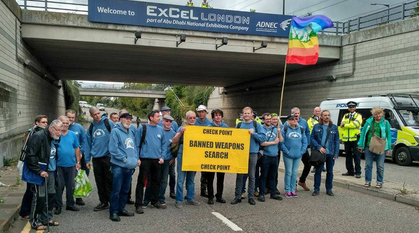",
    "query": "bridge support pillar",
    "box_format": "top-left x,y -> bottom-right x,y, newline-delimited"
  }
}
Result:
153,98 -> 165,110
